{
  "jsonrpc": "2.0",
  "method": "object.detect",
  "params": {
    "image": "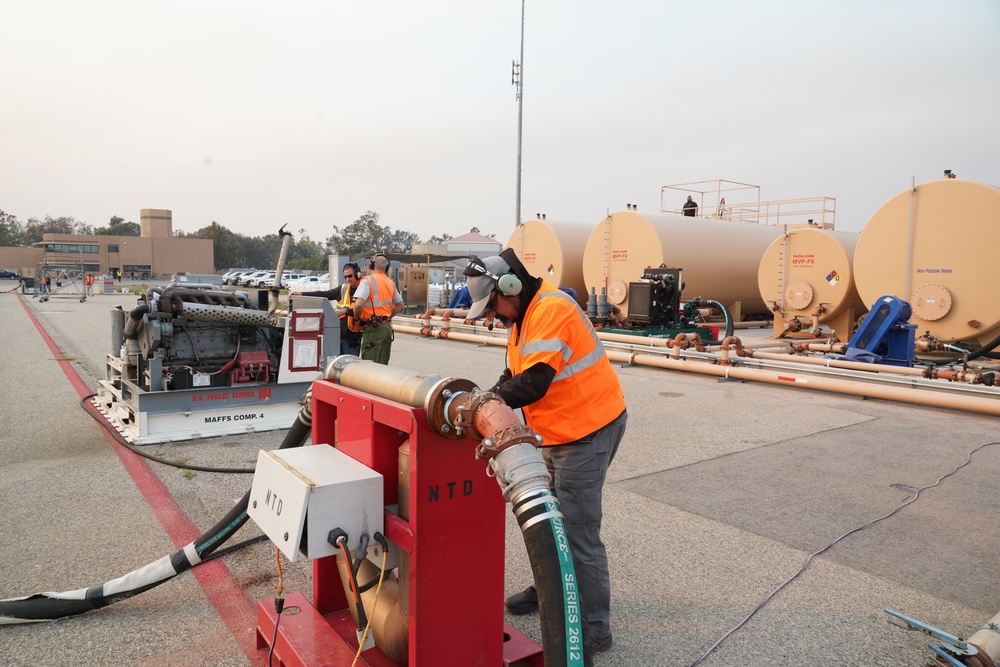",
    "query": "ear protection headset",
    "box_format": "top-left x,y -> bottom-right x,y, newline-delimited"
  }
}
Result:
369,253 -> 389,271
344,262 -> 360,278
466,257 -> 522,297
